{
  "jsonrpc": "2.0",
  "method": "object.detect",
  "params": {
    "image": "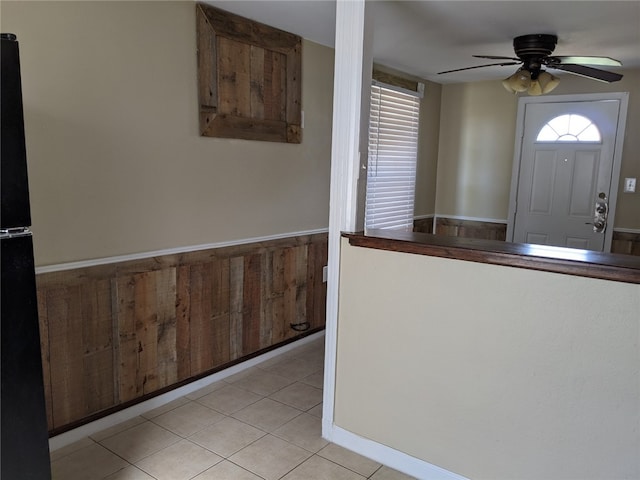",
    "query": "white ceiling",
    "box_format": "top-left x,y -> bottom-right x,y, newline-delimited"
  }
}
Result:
205,0 -> 640,84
